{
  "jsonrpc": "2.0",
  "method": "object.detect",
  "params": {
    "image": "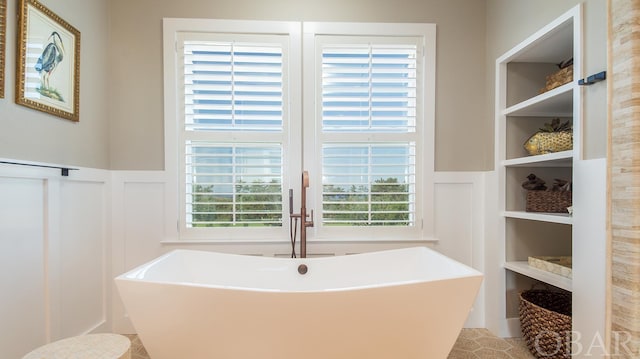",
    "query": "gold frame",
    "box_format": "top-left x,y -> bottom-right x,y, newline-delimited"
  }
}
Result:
16,0 -> 80,121
0,0 -> 6,99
